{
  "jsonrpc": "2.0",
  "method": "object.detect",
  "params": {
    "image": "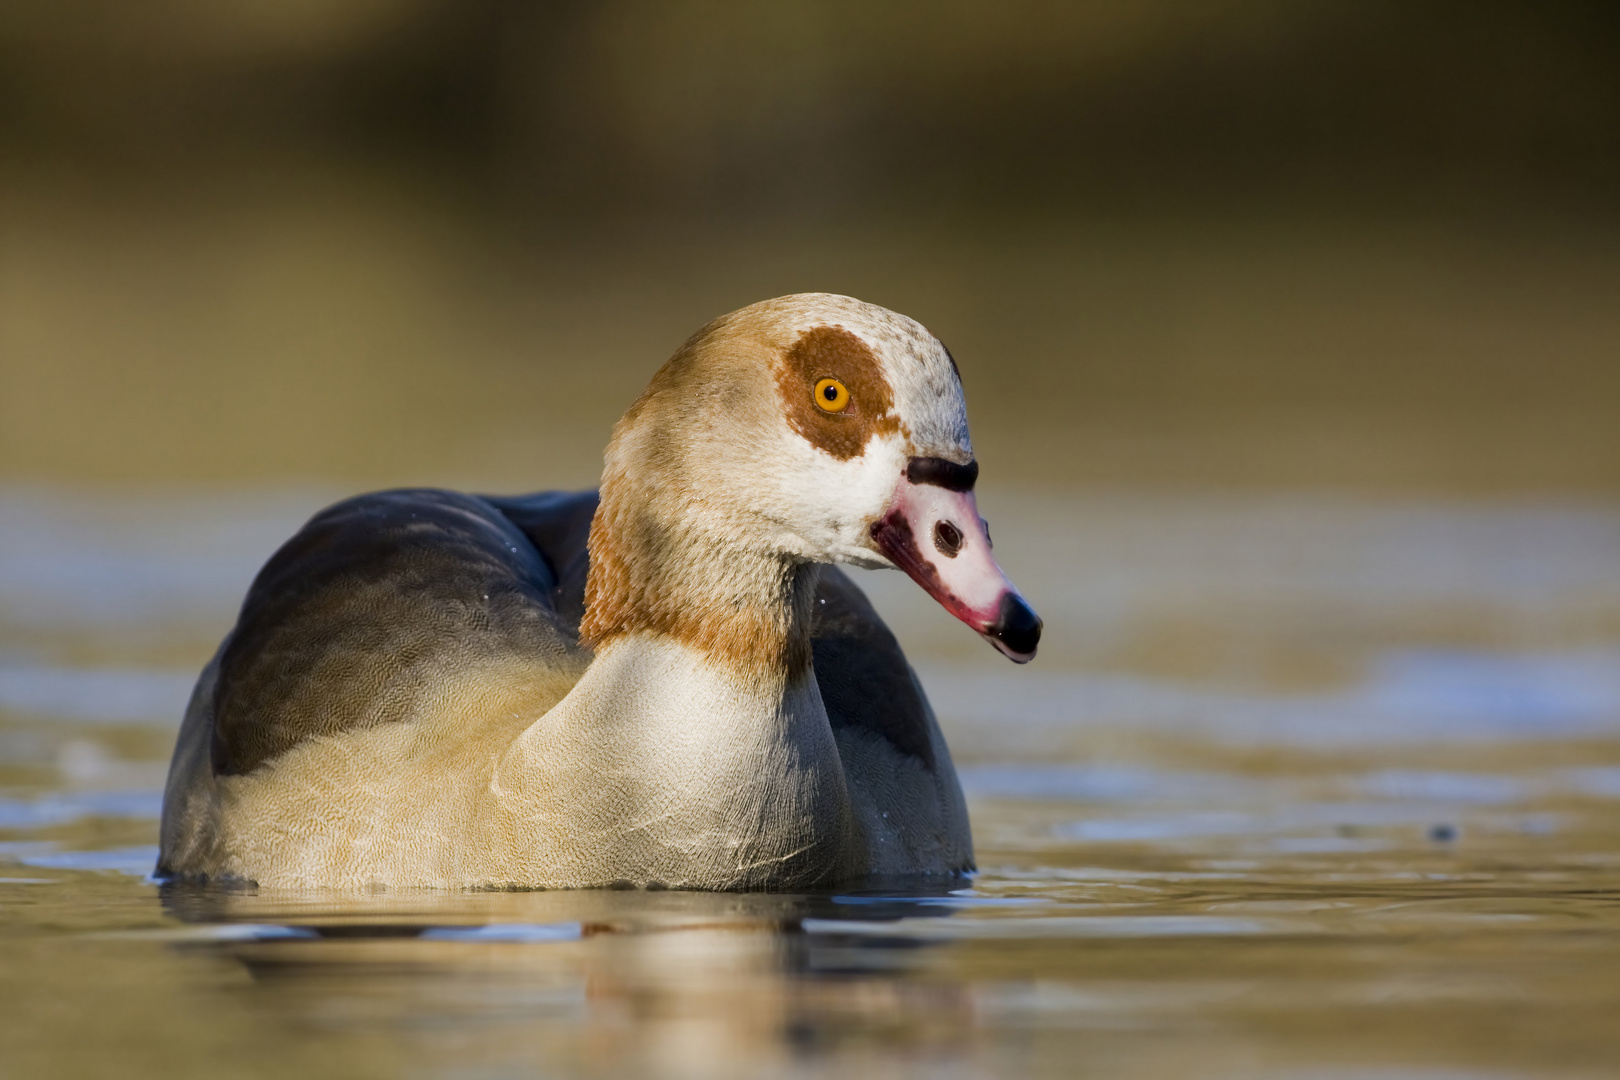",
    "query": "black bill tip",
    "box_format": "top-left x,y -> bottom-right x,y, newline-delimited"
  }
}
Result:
986,593 -> 1042,663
